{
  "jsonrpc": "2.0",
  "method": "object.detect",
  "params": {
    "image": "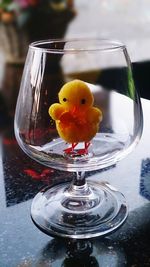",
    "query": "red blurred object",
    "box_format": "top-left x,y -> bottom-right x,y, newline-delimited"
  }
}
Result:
3,137 -> 17,146
15,0 -> 40,8
24,168 -> 54,181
